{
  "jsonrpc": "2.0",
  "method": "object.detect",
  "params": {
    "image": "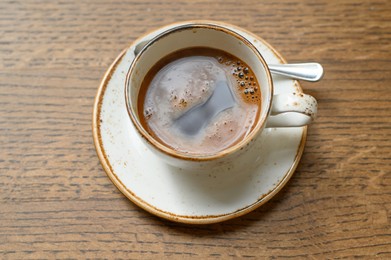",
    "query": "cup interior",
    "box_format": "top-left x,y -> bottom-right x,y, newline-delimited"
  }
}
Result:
125,23 -> 273,159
